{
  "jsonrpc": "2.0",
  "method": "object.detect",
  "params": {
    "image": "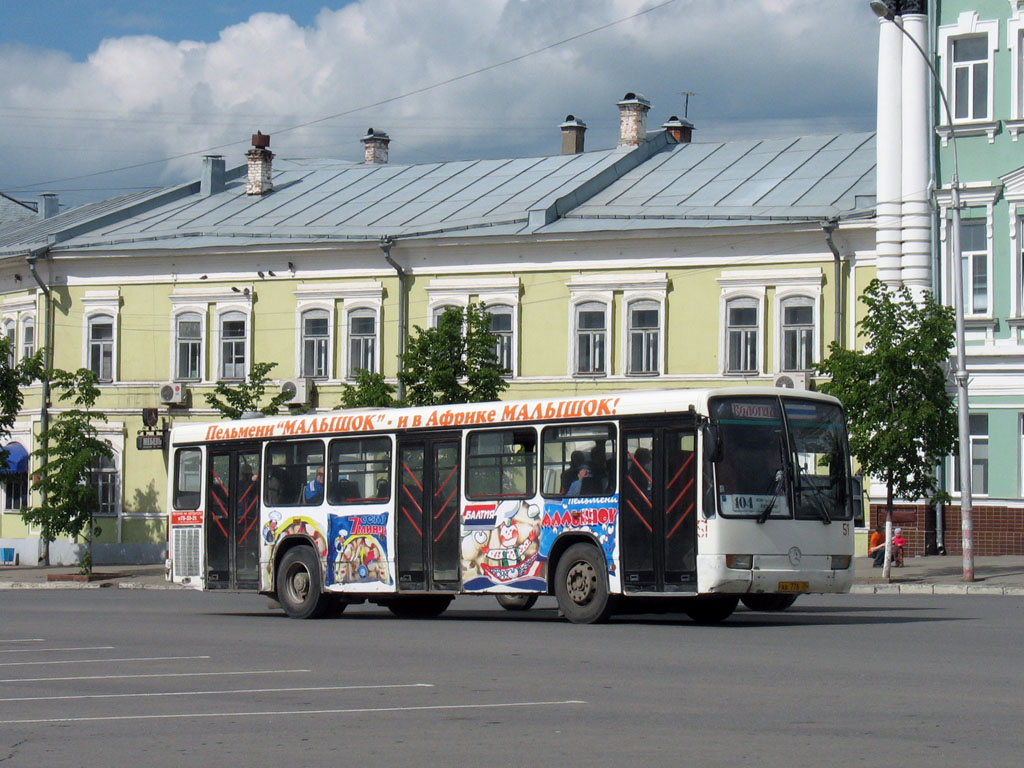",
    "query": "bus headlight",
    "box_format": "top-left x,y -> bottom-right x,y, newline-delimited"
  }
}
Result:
725,554 -> 753,570
830,555 -> 852,570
